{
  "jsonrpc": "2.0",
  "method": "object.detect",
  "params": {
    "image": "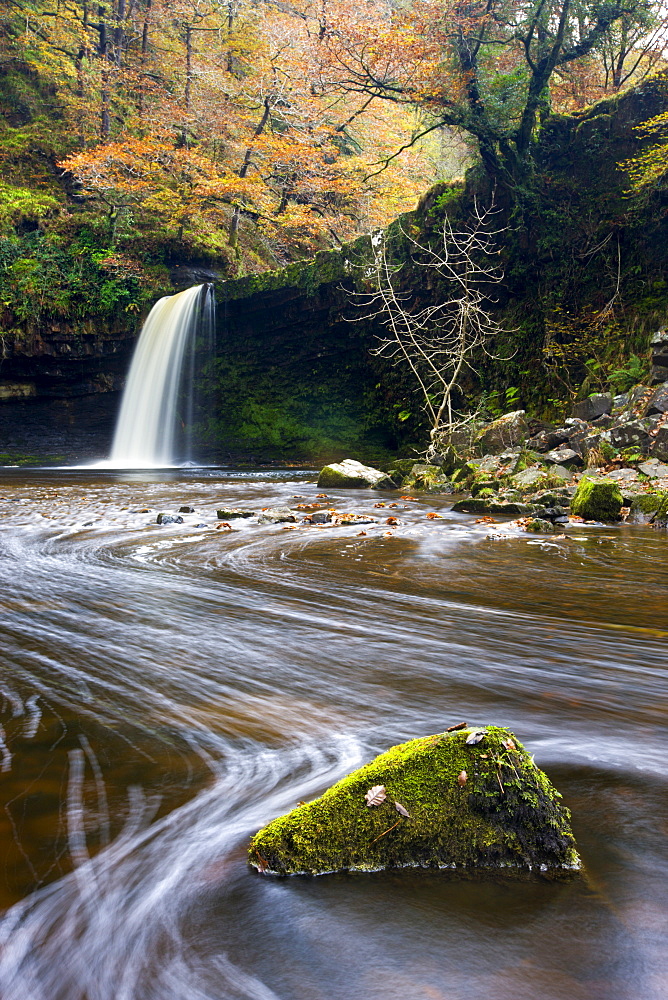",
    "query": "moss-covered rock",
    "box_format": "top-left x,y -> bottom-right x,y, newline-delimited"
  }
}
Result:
525,518 -> 555,533
628,491 -> 668,524
570,477 -> 623,520
317,459 -> 396,489
249,727 -> 580,876
402,463 -> 453,492
216,507 -> 255,519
